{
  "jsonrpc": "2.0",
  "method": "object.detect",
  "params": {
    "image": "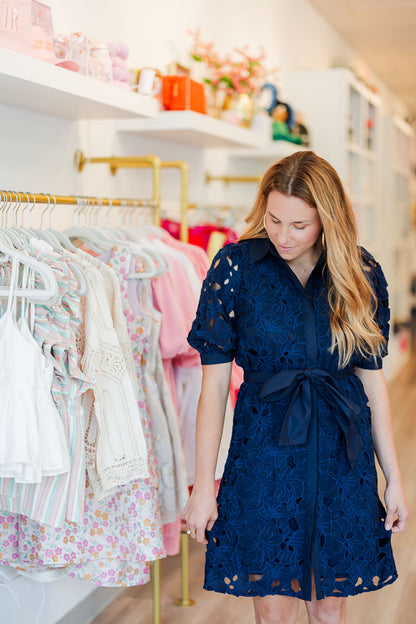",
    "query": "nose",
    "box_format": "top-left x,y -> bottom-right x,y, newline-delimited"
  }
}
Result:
278,225 -> 291,244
